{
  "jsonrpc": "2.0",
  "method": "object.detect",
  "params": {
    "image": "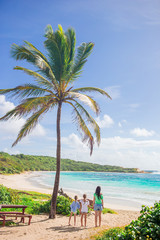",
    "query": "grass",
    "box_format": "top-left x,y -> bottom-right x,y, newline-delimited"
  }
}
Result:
93,227 -> 125,240
102,208 -> 117,214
